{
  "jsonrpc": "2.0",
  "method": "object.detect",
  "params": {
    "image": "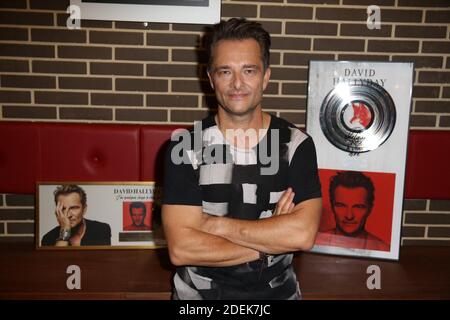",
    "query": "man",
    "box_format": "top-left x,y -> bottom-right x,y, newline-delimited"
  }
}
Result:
41,184 -> 111,246
124,201 -> 151,231
162,18 -> 322,300
316,171 -> 389,251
